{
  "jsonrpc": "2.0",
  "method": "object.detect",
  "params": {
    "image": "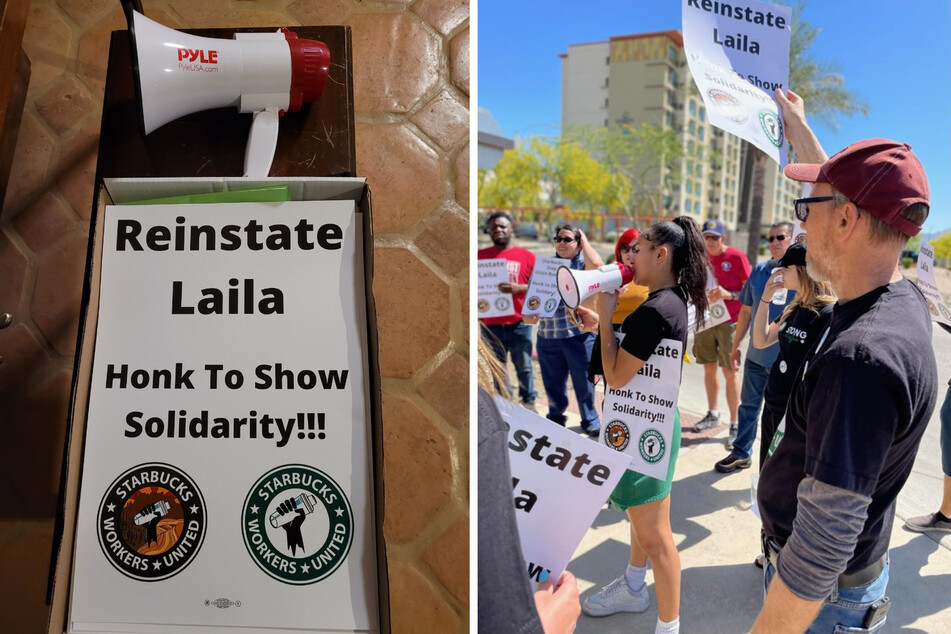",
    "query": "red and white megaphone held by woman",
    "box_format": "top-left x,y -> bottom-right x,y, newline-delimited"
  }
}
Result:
556,262 -> 635,309
125,8 -> 330,177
